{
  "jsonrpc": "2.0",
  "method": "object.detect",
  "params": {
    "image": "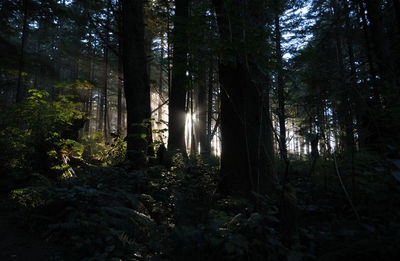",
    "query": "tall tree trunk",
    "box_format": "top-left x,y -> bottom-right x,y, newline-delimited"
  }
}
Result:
335,35 -> 354,152
84,88 -> 93,134
167,5 -> 172,98
344,0 -> 357,194
103,0 -> 111,143
16,0 -> 28,103
213,0 -> 275,195
394,0 -> 400,30
168,0 -> 189,154
117,0 -> 123,136
364,0 -> 396,96
198,65 -> 207,155
190,88 -> 196,155
206,63 -> 214,156
98,94 -> 104,131
158,37 -> 164,123
357,1 -> 382,149
117,58 -> 123,135
275,14 -> 288,166
122,0 -> 150,168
